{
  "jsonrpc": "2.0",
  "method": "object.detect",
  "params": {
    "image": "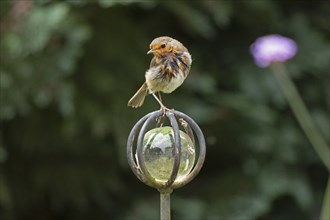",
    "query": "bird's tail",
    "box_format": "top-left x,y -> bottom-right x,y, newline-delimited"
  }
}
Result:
128,83 -> 148,108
